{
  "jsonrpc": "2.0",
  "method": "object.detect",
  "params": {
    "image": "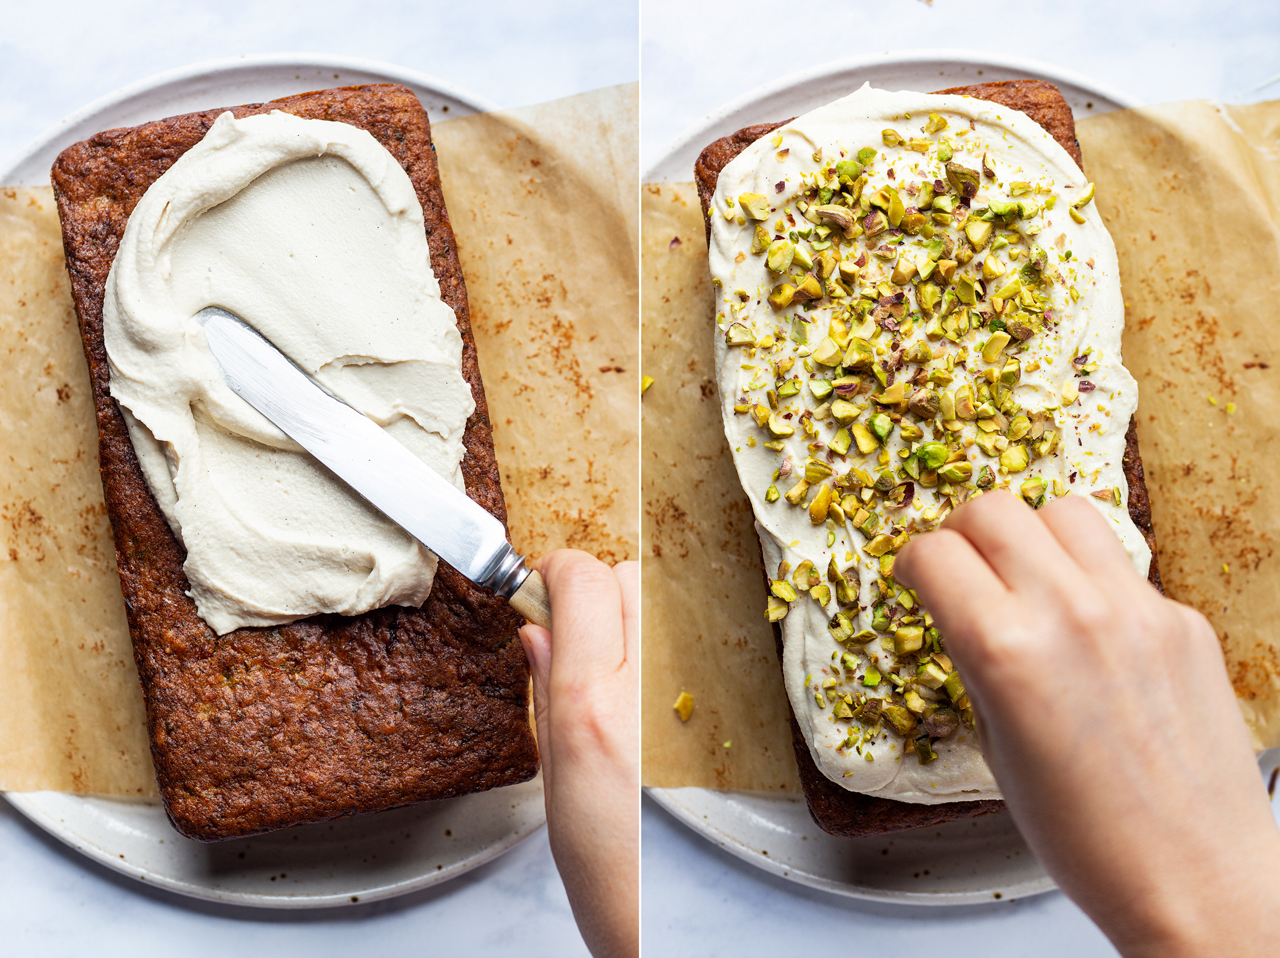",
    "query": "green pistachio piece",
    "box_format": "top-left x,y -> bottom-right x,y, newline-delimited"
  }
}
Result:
857,147 -> 878,165
871,603 -> 891,631
767,412 -> 795,438
805,457 -> 833,483
830,399 -> 860,425
751,225 -> 771,254
813,204 -> 856,233
765,596 -> 789,622
976,465 -> 995,488
981,331 -> 1012,364
828,427 -> 852,456
739,193 -> 770,220
913,736 -> 939,764
808,379 -> 834,401
898,421 -> 924,441
907,388 -> 941,420
1020,476 -> 1048,505
770,579 -> 798,602
937,141 -> 953,163
882,705 -> 917,736
836,159 -> 864,181
937,461 -> 972,483
808,483 -> 834,524
918,659 -> 950,690
862,667 -> 882,688
784,478 -> 811,505
791,244 -> 815,272
793,272 -> 823,301
766,238 -> 795,273
869,412 -> 893,443
992,275 -> 1022,300
809,584 -> 832,606
810,337 -> 843,367
842,338 -> 875,372
768,283 -> 795,310
923,706 -> 960,739
1000,443 -> 1030,473
964,219 -> 993,249
915,441 -> 948,470
850,422 -> 877,454
1071,182 -> 1096,209
829,612 -> 855,642
943,671 -> 966,702
954,274 -> 978,306
895,627 -> 925,654
944,161 -> 980,199
813,248 -> 838,281
954,383 -> 976,419
864,534 -> 894,557
777,378 -> 801,399
858,510 -> 880,539
903,687 -> 929,714
925,112 -> 948,134
881,129 -> 904,147
862,209 -> 889,237
725,323 -> 755,346
765,484 -> 780,503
